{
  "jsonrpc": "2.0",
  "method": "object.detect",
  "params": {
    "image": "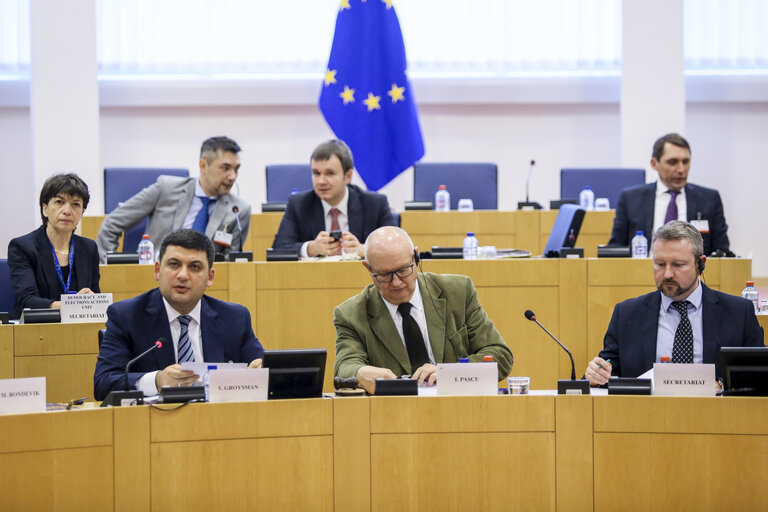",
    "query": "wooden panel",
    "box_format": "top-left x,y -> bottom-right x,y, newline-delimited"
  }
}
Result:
371,432 -> 555,512
150,398 -> 332,442
0,408 -> 112,454
515,209 -> 540,253
715,256 -> 752,296
556,396 -> 593,512
114,406 -> 150,512
422,258 -> 560,287
0,446 -> 113,511
0,325 -> 12,379
243,212 -> 283,260
559,259 -> 588,379
370,395 -> 554,433
587,258 -> 656,287
100,262 -> 229,299
15,354 -> 98,403
594,432 -> 768,512
334,397 -> 371,512
758,314 -> 768,334
594,396 -> 768,434
586,285 -> 655,361
14,322 -> 103,356
226,262 -> 257,328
